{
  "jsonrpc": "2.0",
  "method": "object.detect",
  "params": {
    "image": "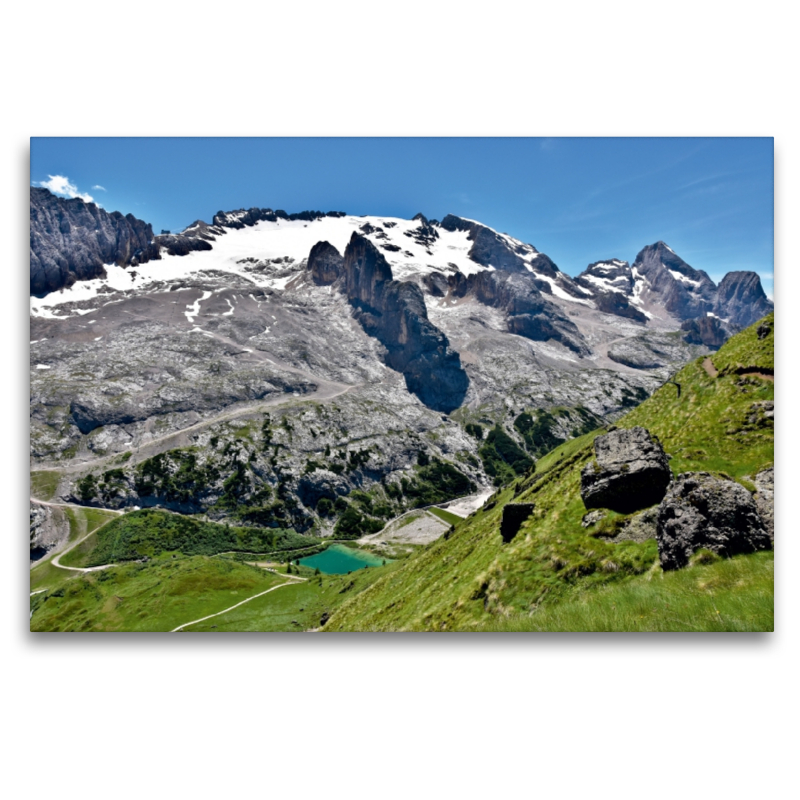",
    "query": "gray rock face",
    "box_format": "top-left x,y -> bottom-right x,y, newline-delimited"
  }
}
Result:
30,188 -> 160,296
593,290 -> 648,323
454,270 -> 590,355
581,426 -> 672,513
633,241 -> 717,320
342,234 -> 469,413
501,503 -> 535,543
307,241 -> 344,285
155,220 -> 227,256
680,316 -> 728,348
440,214 -> 531,273
30,501 -> 69,562
576,259 -> 633,294
656,472 -> 771,570
575,260 -> 647,322
714,271 -> 773,330
753,467 -> 774,540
